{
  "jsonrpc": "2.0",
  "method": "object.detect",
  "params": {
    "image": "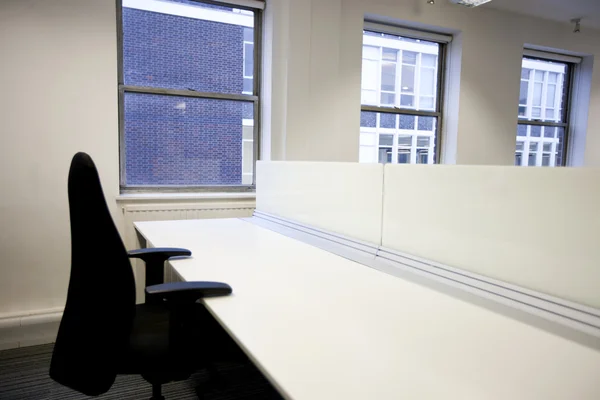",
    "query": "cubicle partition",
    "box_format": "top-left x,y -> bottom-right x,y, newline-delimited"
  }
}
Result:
255,161 -> 600,318
256,161 -> 384,244
381,165 -> 600,309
